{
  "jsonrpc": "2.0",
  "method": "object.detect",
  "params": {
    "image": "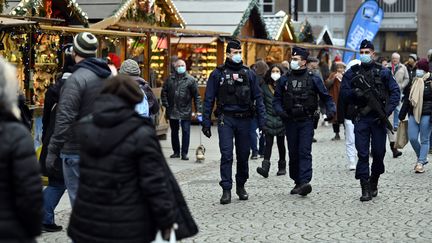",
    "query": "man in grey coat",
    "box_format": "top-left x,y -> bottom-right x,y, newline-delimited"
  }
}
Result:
45,32 -> 112,205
